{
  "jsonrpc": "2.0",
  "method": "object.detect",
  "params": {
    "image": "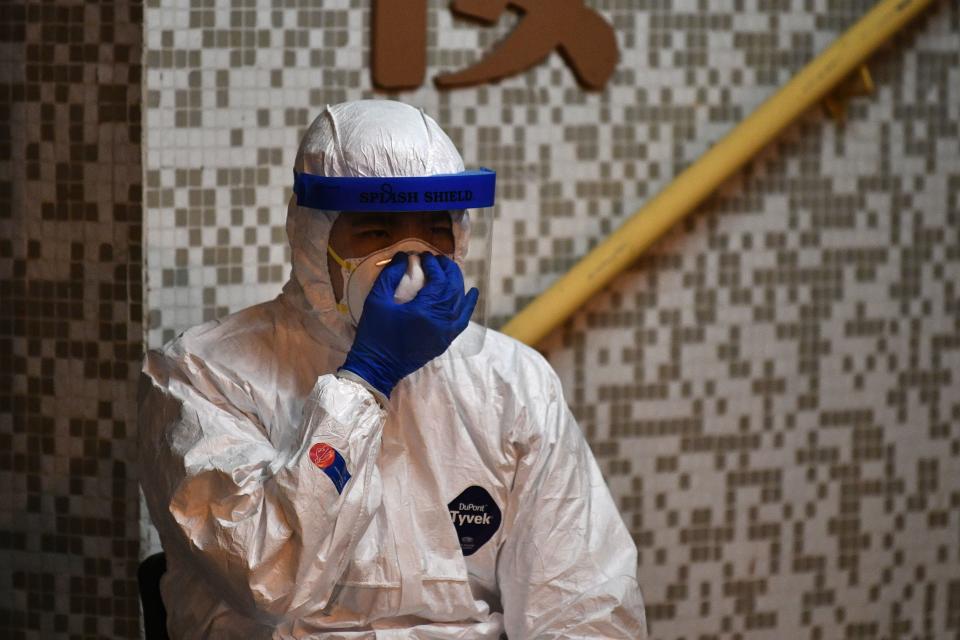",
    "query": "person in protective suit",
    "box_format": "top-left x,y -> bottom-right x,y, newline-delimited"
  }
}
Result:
139,99 -> 647,639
